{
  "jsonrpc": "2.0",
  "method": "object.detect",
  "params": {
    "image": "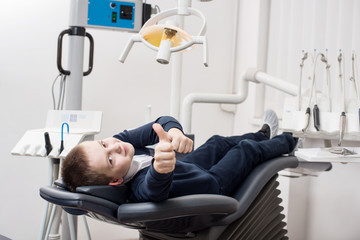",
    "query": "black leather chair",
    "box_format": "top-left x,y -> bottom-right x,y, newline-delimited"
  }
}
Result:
40,156 -> 331,240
